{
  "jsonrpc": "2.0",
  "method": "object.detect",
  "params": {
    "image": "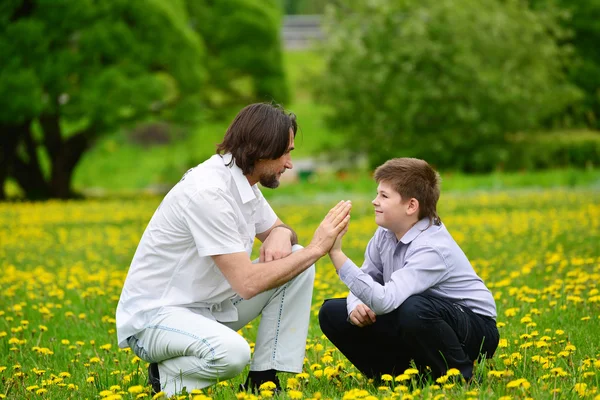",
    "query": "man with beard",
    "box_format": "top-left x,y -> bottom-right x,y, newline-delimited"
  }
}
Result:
116,103 -> 352,396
